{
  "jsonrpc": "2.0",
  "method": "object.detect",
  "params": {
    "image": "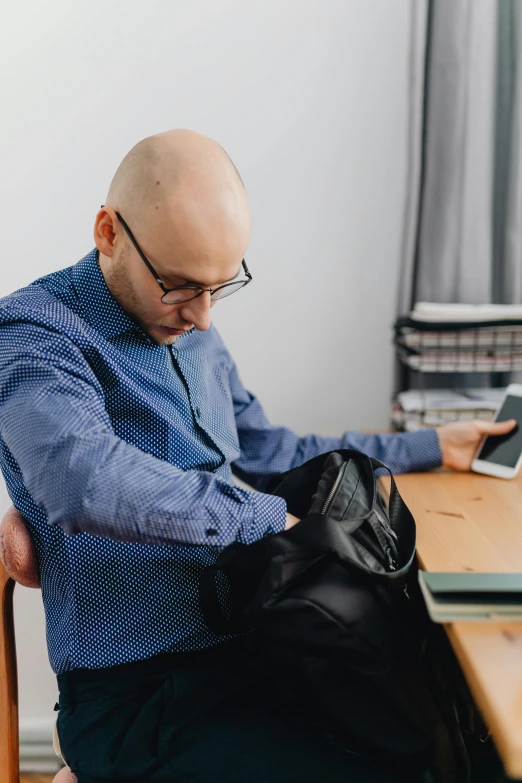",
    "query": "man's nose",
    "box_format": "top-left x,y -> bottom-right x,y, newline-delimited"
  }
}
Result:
179,291 -> 212,331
